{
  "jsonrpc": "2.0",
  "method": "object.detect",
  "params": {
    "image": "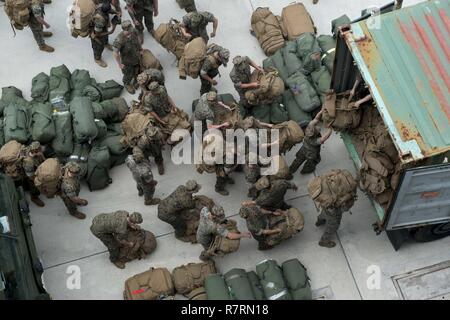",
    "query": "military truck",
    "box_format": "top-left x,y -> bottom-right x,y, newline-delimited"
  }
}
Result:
331,0 -> 450,249
0,174 -> 50,299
